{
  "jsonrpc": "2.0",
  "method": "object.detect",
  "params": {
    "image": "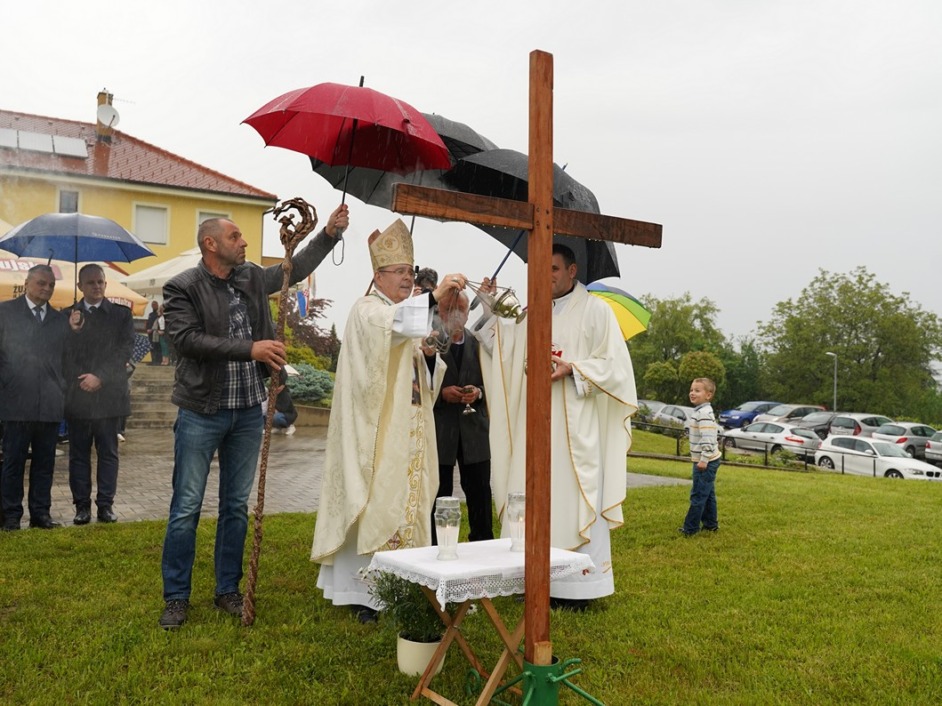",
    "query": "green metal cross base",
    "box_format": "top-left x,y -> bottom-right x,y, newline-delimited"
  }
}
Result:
486,656 -> 605,706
